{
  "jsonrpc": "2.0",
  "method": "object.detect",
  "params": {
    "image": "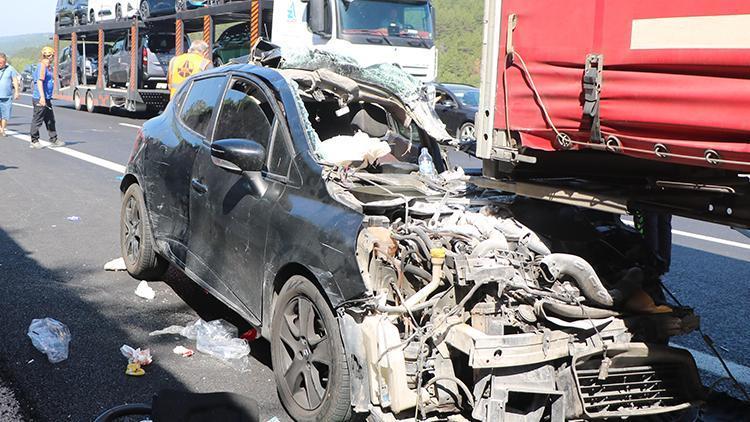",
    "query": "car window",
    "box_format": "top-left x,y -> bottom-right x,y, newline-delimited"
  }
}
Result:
268,122 -> 293,177
147,34 -> 176,54
435,90 -> 454,106
213,78 -> 275,149
179,76 -> 227,138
